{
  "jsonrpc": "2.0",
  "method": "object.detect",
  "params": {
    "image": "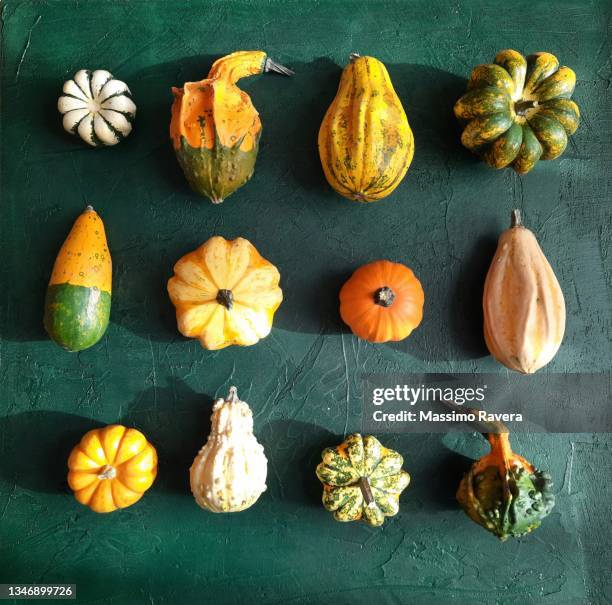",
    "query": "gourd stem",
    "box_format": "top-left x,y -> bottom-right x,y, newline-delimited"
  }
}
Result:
98,464 -> 116,480
216,289 -> 234,310
264,57 -> 294,77
514,99 -> 537,115
349,52 -> 361,63
85,204 -> 94,212
358,477 -> 374,505
374,286 -> 395,307
511,209 -> 522,228
226,386 -> 239,404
